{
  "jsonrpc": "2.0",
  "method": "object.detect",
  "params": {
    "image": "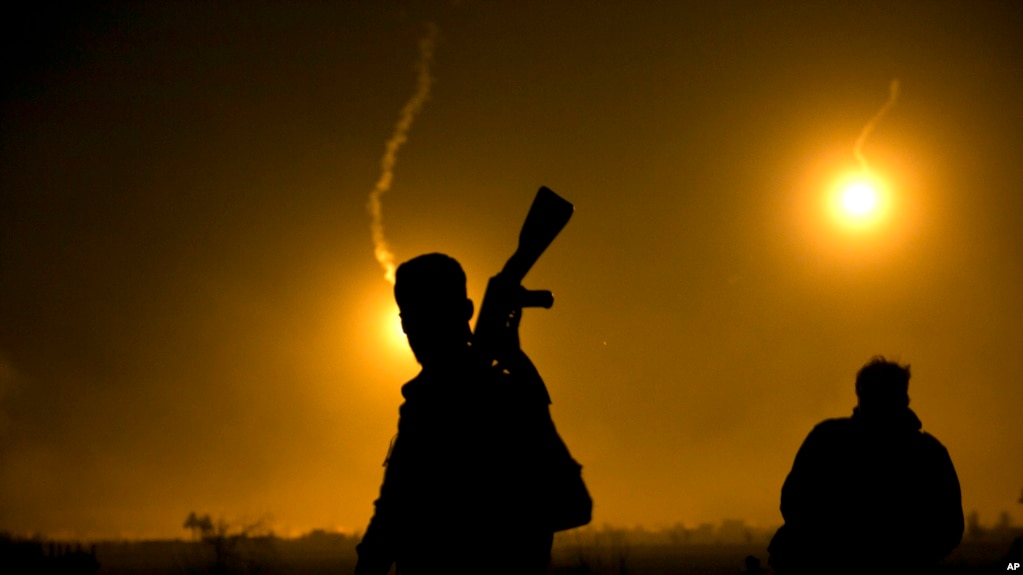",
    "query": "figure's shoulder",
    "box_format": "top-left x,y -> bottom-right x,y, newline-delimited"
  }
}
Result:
799,417 -> 858,447
810,417 -> 854,435
399,372 -> 427,400
487,367 -> 552,407
396,374 -> 431,423
918,429 -> 952,454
